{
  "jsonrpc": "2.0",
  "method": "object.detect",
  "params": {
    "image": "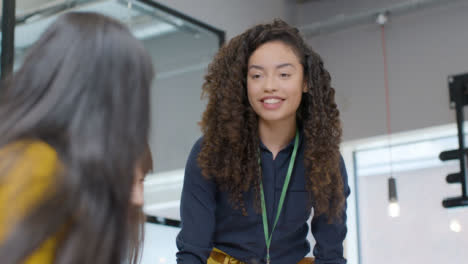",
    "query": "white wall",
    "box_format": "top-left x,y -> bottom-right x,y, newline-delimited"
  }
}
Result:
340,122 -> 468,264
298,0 -> 468,140
358,165 -> 468,264
143,29 -> 219,172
